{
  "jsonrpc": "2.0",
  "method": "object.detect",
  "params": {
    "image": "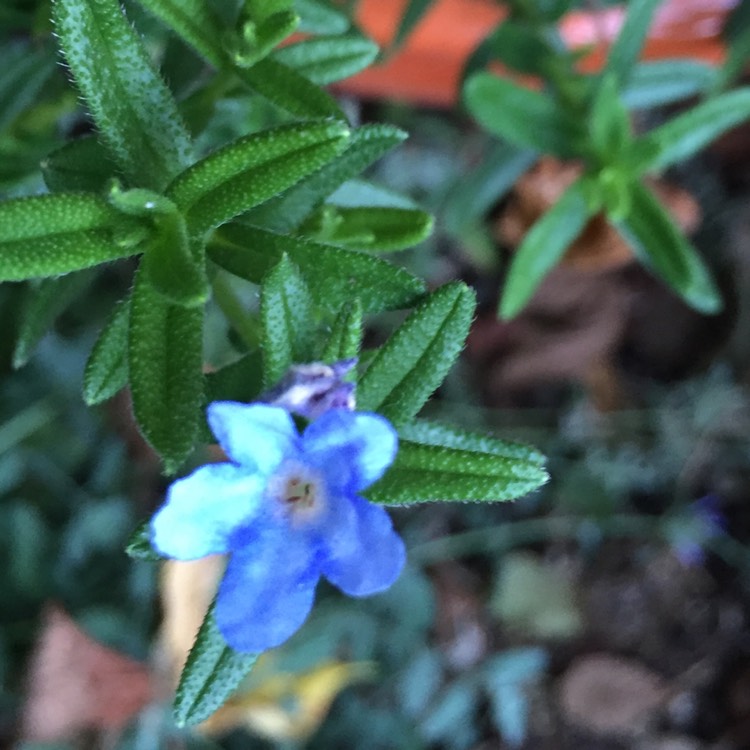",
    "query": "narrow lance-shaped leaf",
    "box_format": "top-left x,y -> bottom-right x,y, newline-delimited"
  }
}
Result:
166,120 -> 350,236
235,59 -> 345,121
601,0 -> 661,88
367,439 -> 549,505
0,194 -> 141,281
322,298 -> 363,364
464,73 -> 584,158
83,296 -> 131,405
209,224 -> 425,313
357,282 -> 475,425
499,177 -> 593,319
0,42 -> 56,133
294,0 -> 350,34
13,270 -> 97,368
246,124 -> 407,232
641,88 -> 750,172
132,0 -> 225,67
260,254 -> 314,388
53,0 -> 193,189
614,181 -> 721,314
272,34 -> 379,85
392,0 -> 436,50
42,137 -> 119,193
622,60 -> 716,110
443,145 -> 537,236
129,265 -> 204,472
300,206 -> 433,252
173,602 -> 258,727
